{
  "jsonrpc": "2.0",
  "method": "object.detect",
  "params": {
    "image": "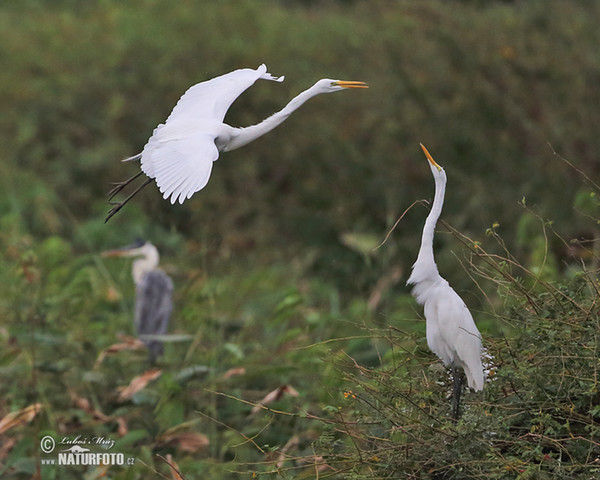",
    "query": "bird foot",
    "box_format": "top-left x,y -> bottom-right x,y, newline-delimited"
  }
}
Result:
107,171 -> 144,200
105,176 -> 153,222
